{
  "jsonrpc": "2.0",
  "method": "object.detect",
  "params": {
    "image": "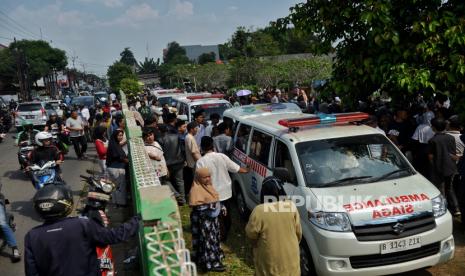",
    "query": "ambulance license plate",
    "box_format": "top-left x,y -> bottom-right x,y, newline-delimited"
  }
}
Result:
380,236 -> 421,254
